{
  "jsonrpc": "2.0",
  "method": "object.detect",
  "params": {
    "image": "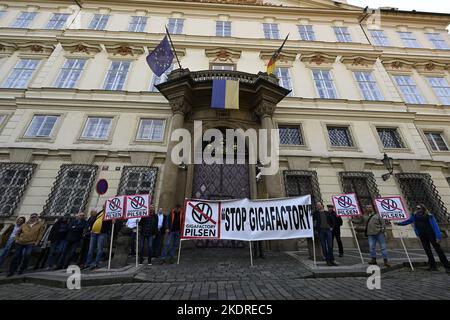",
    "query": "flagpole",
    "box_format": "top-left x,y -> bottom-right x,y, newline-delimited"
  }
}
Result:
165,26 -> 182,69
